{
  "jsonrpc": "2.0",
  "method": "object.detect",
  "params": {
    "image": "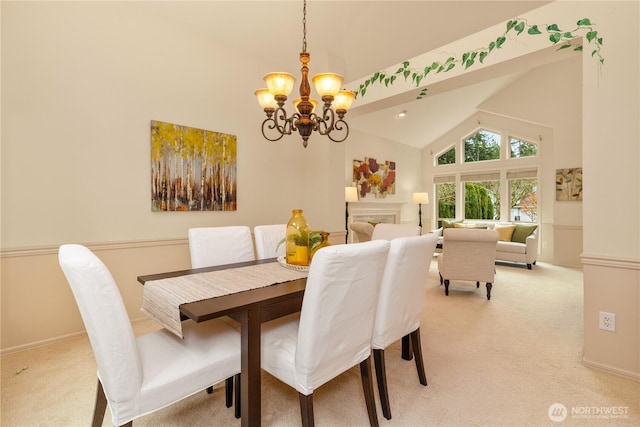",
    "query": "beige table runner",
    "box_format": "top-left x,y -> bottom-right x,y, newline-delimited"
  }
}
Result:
141,262 -> 308,338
